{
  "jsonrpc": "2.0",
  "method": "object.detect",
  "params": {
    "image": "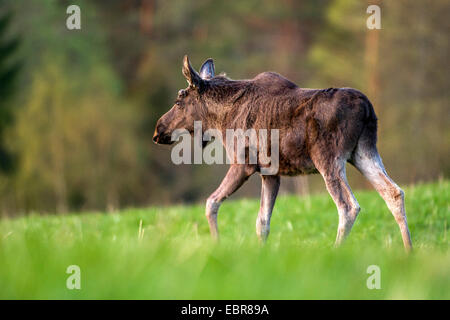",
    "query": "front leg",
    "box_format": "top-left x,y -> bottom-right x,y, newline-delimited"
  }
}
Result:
206,165 -> 255,240
256,175 -> 280,242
